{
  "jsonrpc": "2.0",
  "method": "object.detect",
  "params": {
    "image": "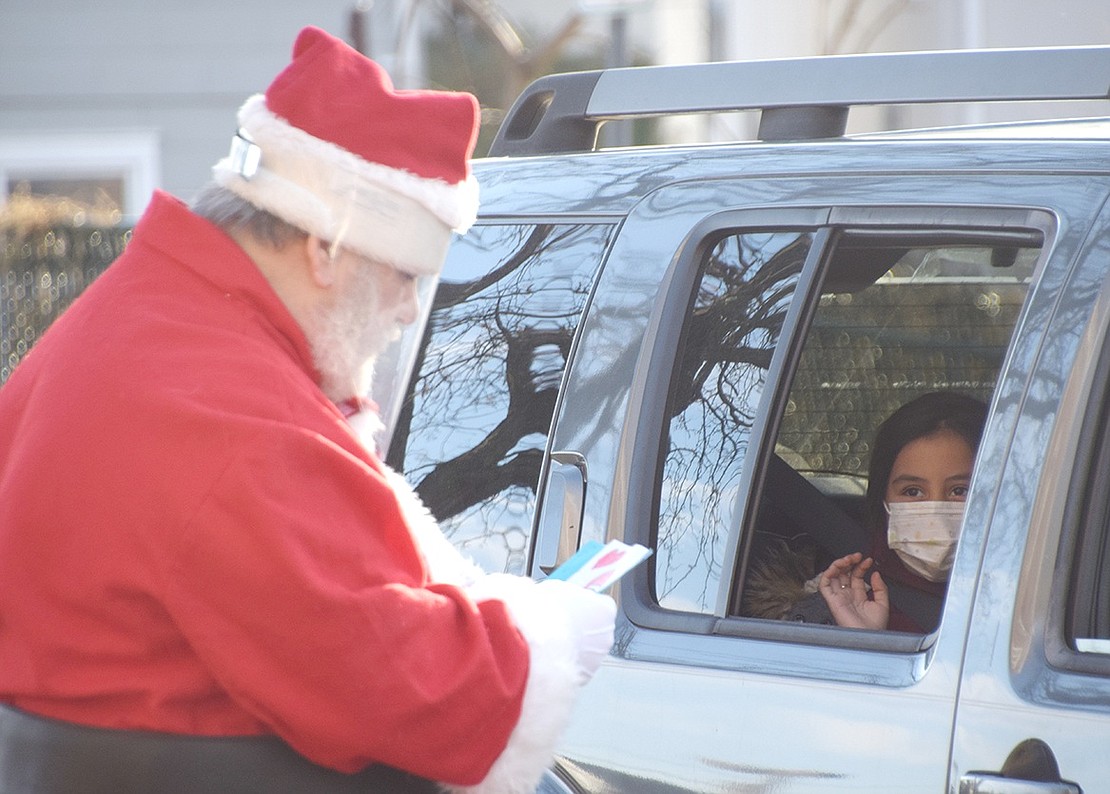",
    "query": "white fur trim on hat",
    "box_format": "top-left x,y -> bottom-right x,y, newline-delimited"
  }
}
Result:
212,96 -> 480,277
